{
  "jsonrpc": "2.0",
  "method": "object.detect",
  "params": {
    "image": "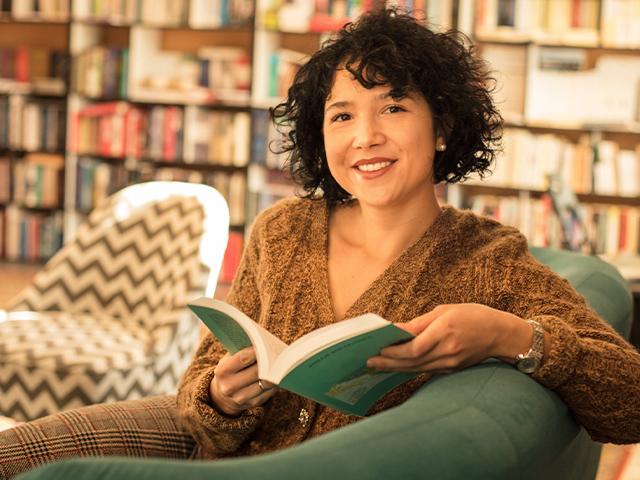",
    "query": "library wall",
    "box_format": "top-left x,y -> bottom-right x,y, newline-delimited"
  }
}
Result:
1,0 -> 639,282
